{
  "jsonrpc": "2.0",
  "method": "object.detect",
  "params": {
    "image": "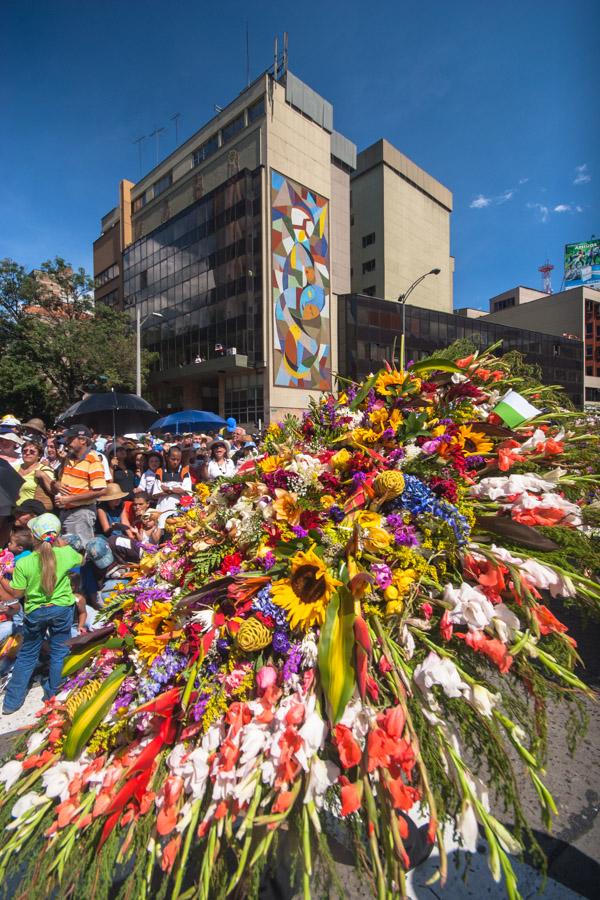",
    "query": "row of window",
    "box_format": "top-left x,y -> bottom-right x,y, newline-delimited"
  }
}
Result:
492,297 -> 516,312
95,263 -> 119,286
132,96 -> 265,214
